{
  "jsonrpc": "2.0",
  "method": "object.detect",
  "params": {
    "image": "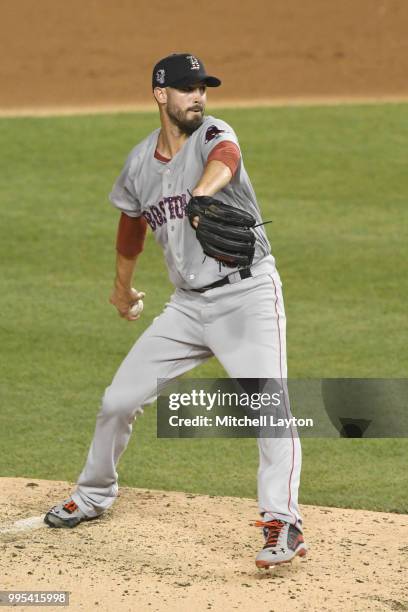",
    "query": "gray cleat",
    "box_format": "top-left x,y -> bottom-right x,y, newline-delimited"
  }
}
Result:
44,498 -> 92,528
255,519 -> 308,568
